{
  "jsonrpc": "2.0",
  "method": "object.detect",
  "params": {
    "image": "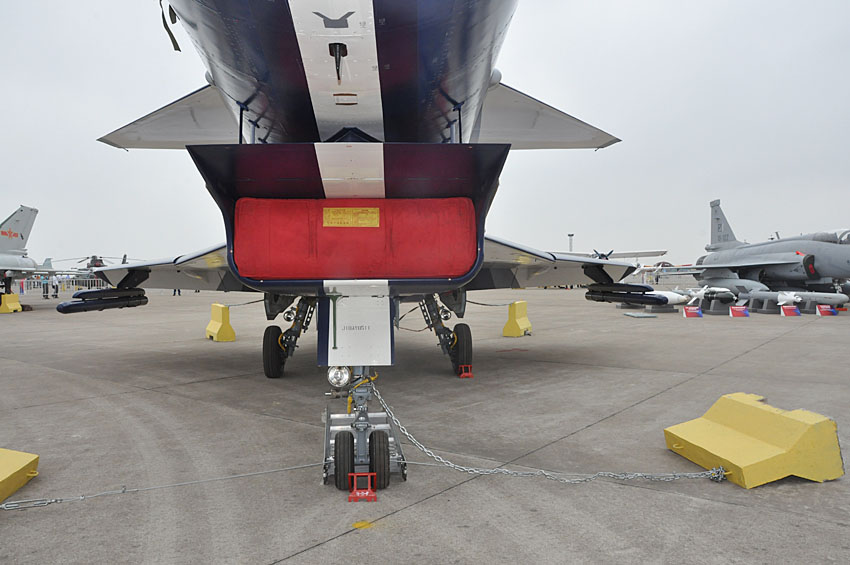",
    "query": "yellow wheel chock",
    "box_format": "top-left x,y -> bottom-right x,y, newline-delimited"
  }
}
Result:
0,448 -> 39,503
0,293 -> 23,314
502,300 -> 532,337
205,303 -> 236,342
665,393 -> 844,488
